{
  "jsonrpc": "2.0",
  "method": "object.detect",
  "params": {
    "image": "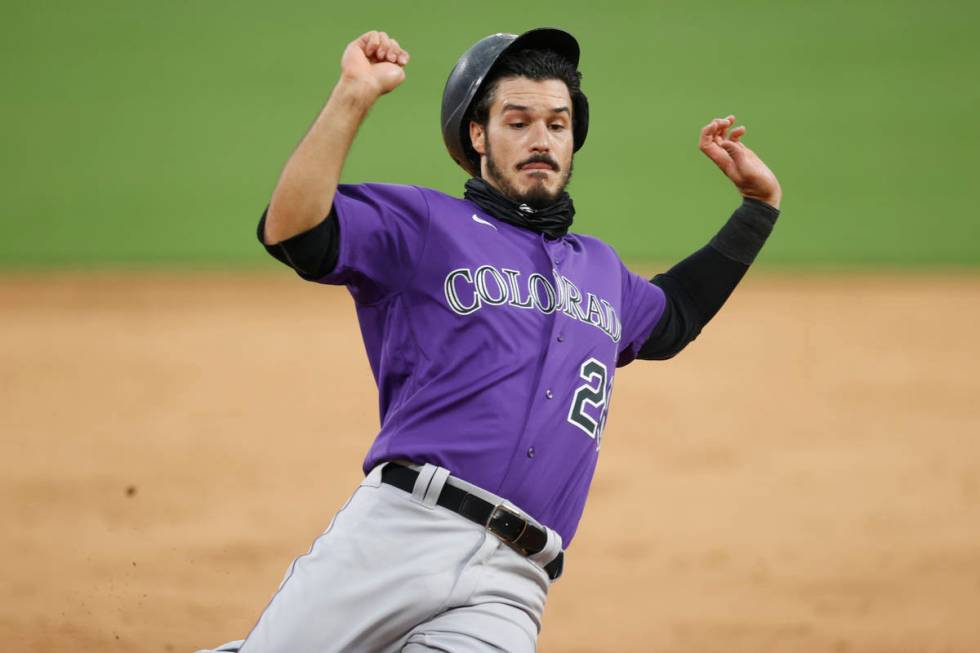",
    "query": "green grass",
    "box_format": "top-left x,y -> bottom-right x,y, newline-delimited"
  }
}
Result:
1,0 -> 977,267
